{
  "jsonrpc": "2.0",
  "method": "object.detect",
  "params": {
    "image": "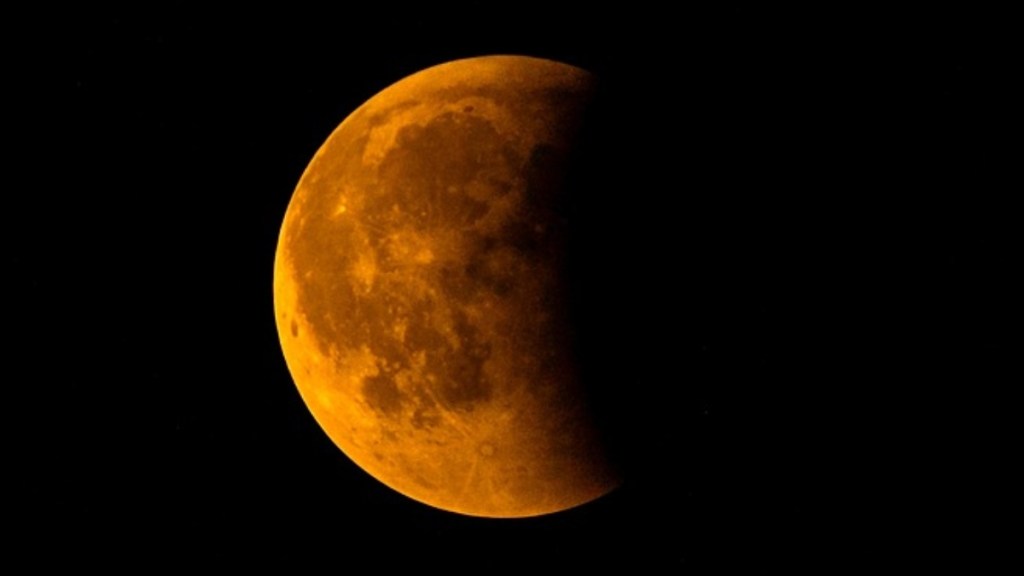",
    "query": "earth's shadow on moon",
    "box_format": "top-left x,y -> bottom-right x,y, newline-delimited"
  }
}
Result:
558,67 -> 722,507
